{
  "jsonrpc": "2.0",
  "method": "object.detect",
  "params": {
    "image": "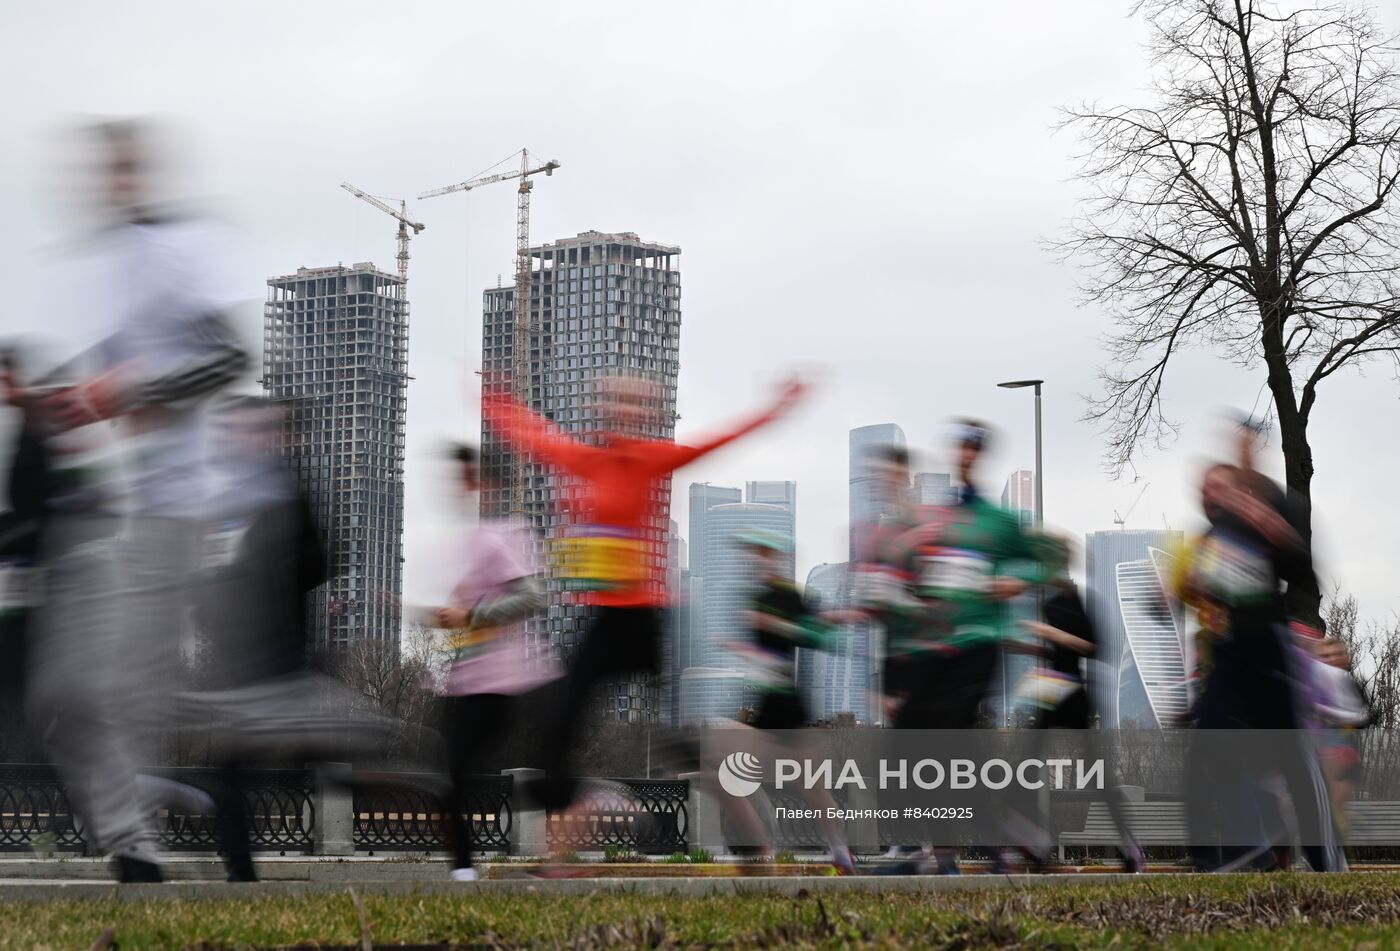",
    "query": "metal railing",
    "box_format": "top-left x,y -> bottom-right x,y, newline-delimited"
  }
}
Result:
0,766 -> 540,855
545,778 -> 688,855
0,765 -> 315,853
0,765 -> 85,851
353,772 -> 512,853
0,766 -> 694,857
161,768 -> 315,852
